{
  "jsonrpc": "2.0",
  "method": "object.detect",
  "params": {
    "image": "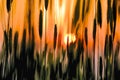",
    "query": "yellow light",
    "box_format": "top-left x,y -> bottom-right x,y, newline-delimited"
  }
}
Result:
64,34 -> 76,45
